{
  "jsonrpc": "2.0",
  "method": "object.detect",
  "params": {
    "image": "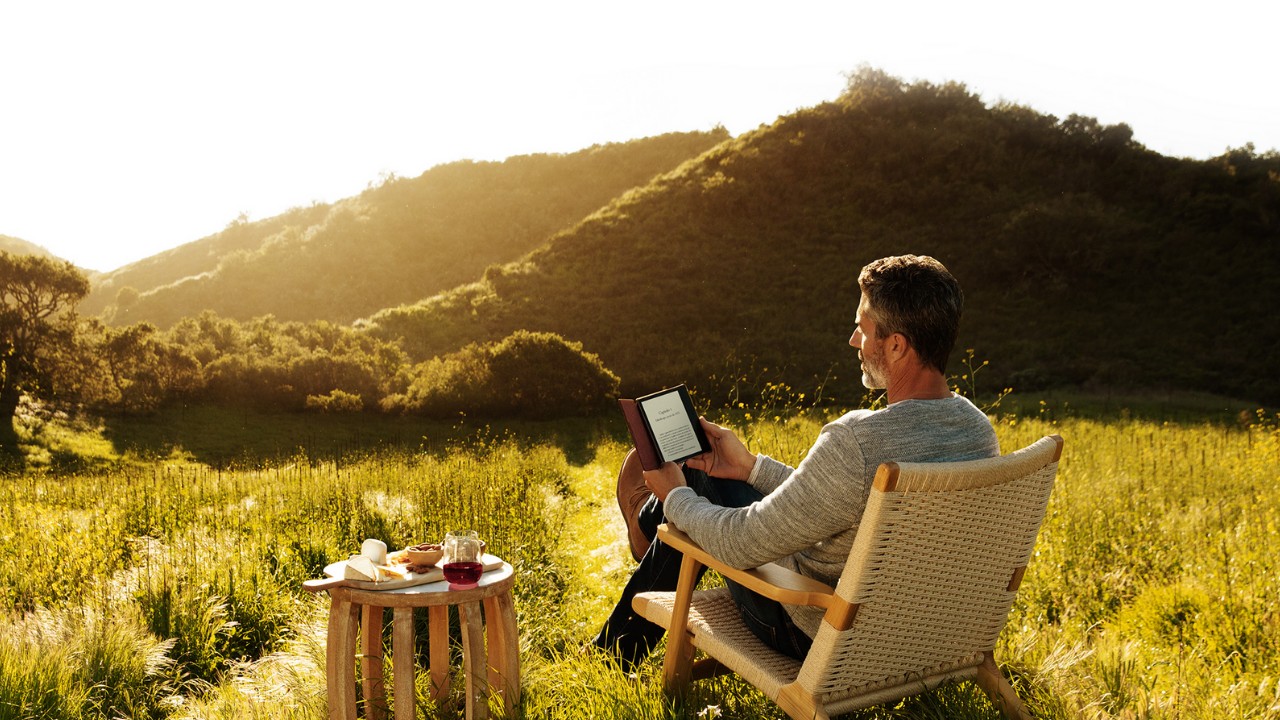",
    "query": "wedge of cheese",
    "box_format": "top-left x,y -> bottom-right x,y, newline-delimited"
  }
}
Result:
344,555 -> 380,582
377,564 -> 407,579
